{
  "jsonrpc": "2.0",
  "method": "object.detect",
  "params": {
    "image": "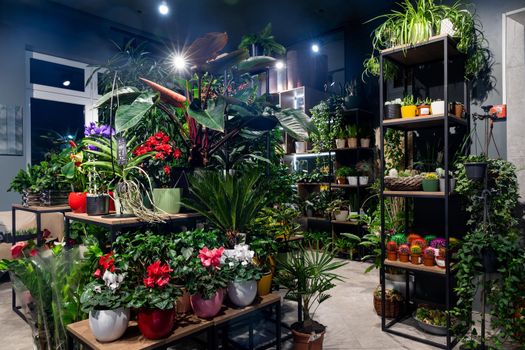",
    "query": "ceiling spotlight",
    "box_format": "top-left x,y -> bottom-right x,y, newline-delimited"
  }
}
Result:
275,61 -> 285,70
62,80 -> 71,87
172,55 -> 186,70
311,43 -> 320,53
158,1 -> 169,15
